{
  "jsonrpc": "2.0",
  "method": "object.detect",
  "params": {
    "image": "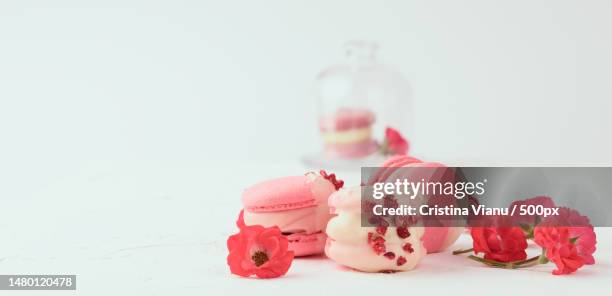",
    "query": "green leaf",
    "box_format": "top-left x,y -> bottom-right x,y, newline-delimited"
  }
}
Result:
570,236 -> 580,244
